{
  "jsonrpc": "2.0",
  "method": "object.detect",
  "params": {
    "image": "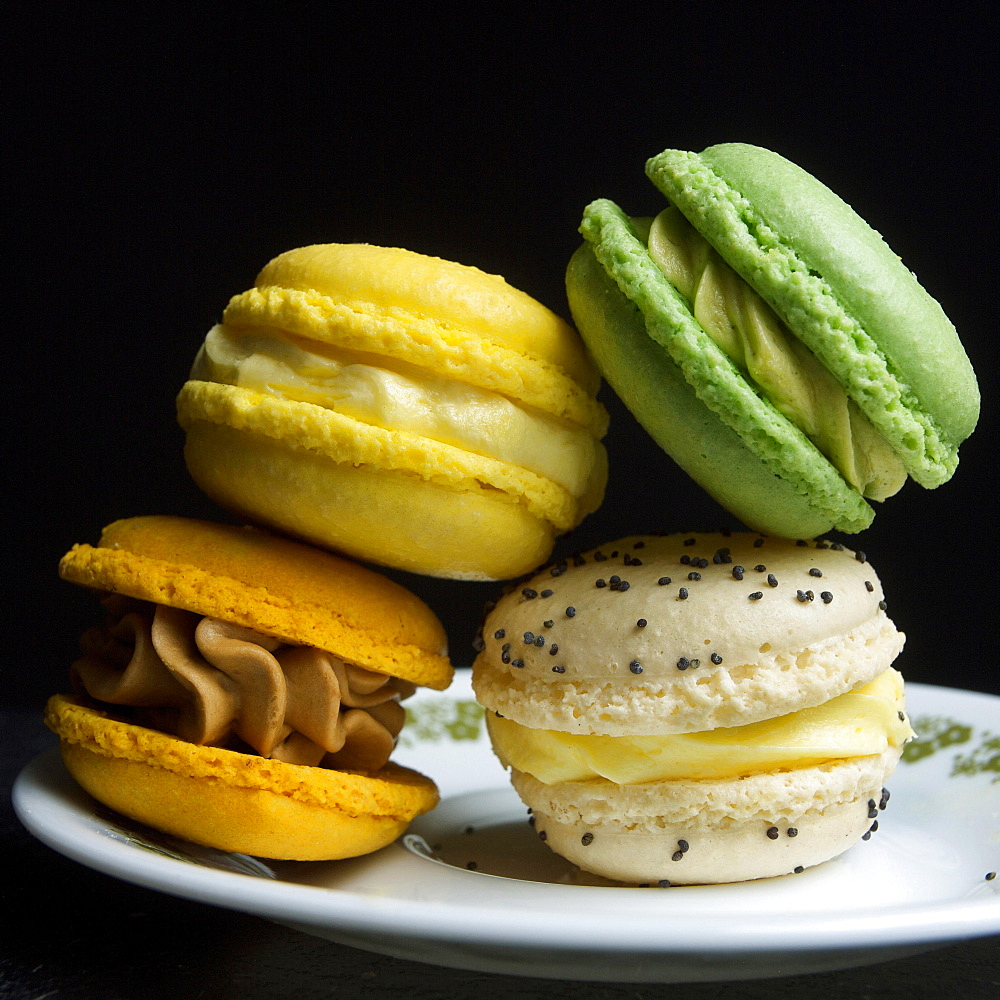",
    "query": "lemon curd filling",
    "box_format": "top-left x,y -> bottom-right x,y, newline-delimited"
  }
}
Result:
486,668 -> 913,784
191,325 -> 601,497
645,208 -> 907,501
